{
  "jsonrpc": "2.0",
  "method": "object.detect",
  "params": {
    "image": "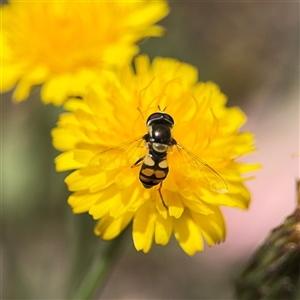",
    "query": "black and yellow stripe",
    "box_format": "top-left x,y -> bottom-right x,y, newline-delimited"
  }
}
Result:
139,153 -> 169,188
